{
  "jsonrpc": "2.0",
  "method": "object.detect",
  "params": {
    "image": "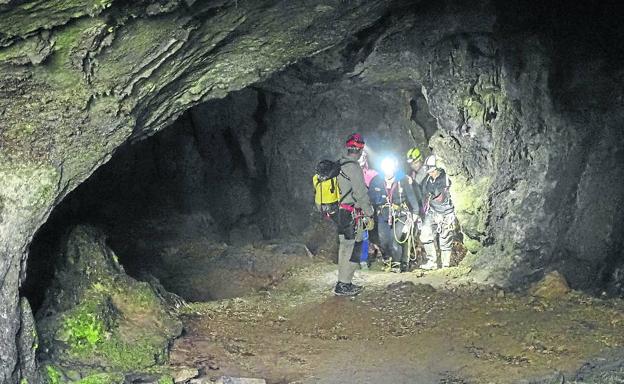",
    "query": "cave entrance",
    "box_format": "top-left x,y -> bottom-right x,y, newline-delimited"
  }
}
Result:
24,76 -> 437,314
